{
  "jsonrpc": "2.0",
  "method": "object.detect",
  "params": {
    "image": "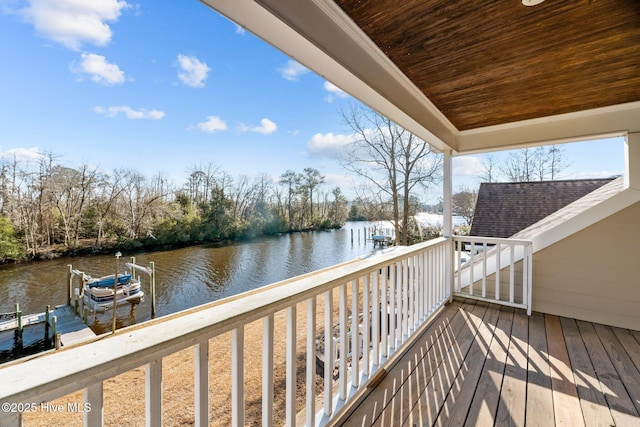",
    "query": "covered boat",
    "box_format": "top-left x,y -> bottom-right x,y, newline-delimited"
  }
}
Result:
82,273 -> 144,312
